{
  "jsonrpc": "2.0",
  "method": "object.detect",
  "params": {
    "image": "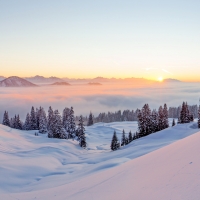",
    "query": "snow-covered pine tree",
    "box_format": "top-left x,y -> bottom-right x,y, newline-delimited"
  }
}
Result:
137,109 -> 144,137
111,131 -> 120,151
39,108 -> 47,133
128,131 -> 133,143
30,106 -> 37,130
77,115 -> 86,148
12,115 -> 17,129
151,109 -> 159,133
47,106 -> 54,130
163,103 -> 169,129
185,102 -> 190,123
172,118 -> 176,126
87,112 -> 94,126
16,115 -> 22,130
2,111 -> 10,127
62,107 -> 70,131
67,107 -> 76,139
121,129 -> 126,146
48,110 -> 66,139
158,106 -> 164,131
23,113 -> 31,130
